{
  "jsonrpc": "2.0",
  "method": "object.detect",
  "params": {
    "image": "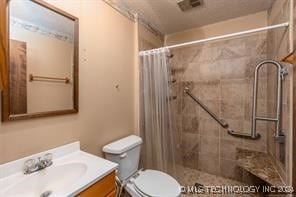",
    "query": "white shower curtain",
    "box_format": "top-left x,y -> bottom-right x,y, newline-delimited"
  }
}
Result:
139,47 -> 177,177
